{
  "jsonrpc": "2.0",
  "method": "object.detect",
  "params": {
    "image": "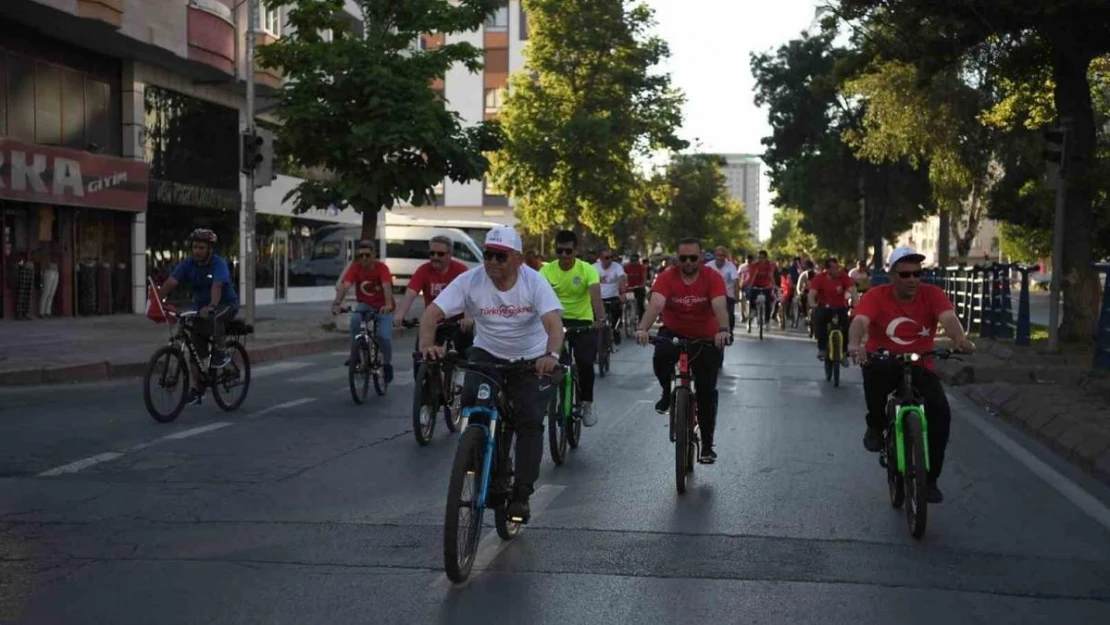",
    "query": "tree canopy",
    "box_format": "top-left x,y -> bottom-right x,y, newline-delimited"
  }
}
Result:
649,154 -> 755,254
